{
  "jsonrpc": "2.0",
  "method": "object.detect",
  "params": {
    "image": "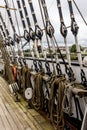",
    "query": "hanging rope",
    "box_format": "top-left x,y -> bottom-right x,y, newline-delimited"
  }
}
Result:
20,65 -> 28,96
67,0 -> 87,87
72,0 -> 87,26
56,0 -> 75,81
25,68 -> 33,89
38,0 -> 56,75
32,71 -> 44,110
0,13 -> 16,59
16,67 -> 22,92
62,84 -> 73,116
49,76 -> 66,130
4,0 -> 23,57
11,0 -> 23,50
